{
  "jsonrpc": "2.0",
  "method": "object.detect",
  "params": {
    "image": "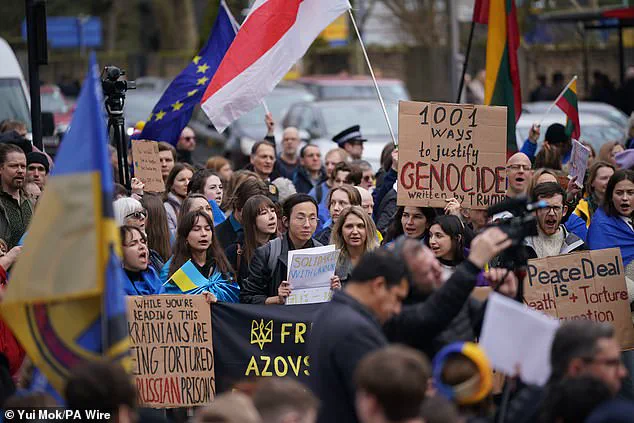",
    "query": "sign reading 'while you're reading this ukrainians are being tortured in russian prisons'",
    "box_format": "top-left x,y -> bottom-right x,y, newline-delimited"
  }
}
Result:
397,101 -> 508,210
127,295 -> 215,408
523,248 -> 634,350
